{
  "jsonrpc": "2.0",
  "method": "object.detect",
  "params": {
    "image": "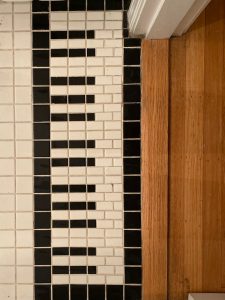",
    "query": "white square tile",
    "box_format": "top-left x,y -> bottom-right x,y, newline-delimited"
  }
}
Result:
0,32 -> 12,49
14,50 -> 31,68
15,123 -> 32,140
16,177 -> 32,194
16,248 -> 33,265
0,69 -> 13,86
14,32 -> 31,49
14,14 -> 30,31
15,87 -> 31,104
17,285 -> 33,300
0,51 -> 13,67
16,266 -> 33,284
0,267 -> 15,283
0,284 -> 15,300
16,194 -> 32,211
15,105 -> 32,122
16,158 -> 32,176
0,141 -> 14,157
16,141 -> 32,157
16,230 -> 33,247
16,212 -> 33,230
0,195 -> 15,211
0,87 -> 13,103
0,212 -> 14,229
15,69 -> 31,86
0,231 -> 15,247
0,159 -> 14,175
0,177 -> 15,194
0,105 -> 14,122
0,249 -> 15,266
0,14 -> 12,31
0,3 -> 12,13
